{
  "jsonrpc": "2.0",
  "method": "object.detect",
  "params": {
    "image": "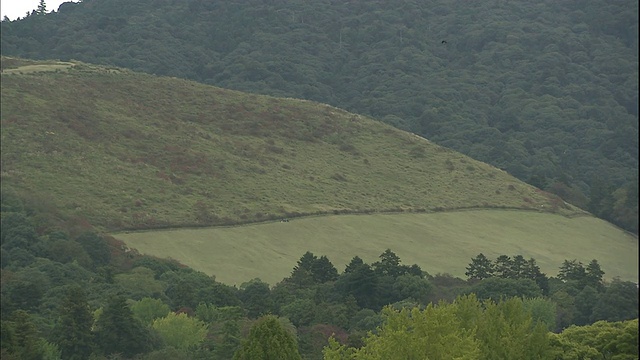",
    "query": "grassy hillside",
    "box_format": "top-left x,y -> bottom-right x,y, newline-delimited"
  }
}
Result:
1,57 -> 584,232
2,0 -> 637,235
115,211 -> 638,285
